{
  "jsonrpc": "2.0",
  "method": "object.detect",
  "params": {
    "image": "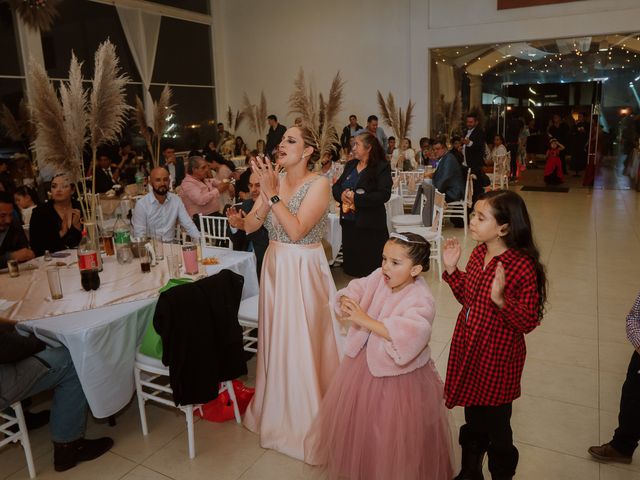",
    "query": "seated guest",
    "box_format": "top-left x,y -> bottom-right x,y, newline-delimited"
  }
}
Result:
179,156 -> 231,222
159,145 -> 185,188
0,319 -> 113,471
202,139 -> 217,158
256,139 -> 266,156
226,172 -> 268,277
235,151 -> 258,202
13,185 -> 39,225
206,154 -> 236,210
0,159 -> 16,195
115,141 -> 137,185
0,192 -> 34,268
450,136 -> 465,165
386,136 -> 396,161
234,136 -> 247,157
29,173 -> 83,256
132,167 -> 200,241
391,137 -> 417,171
430,138 -> 465,204
415,137 -> 431,166
93,152 -> 119,193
